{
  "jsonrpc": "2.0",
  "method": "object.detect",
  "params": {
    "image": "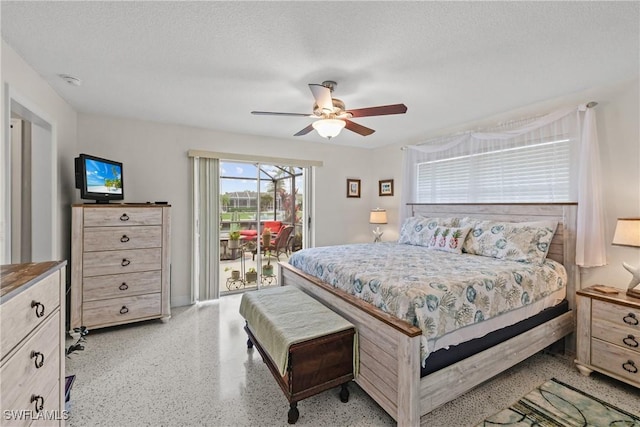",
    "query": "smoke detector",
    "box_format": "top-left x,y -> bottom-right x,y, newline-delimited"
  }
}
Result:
59,74 -> 82,86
